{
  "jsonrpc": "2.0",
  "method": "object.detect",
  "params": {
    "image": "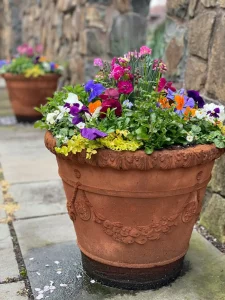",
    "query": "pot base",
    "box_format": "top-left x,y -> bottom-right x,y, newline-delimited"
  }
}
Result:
16,115 -> 42,123
81,253 -> 184,290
